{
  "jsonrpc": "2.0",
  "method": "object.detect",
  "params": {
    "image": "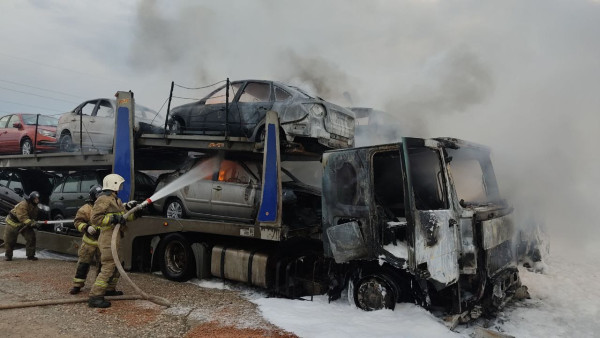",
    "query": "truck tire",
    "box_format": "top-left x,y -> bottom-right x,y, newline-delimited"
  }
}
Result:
353,274 -> 398,311
158,233 -> 195,282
